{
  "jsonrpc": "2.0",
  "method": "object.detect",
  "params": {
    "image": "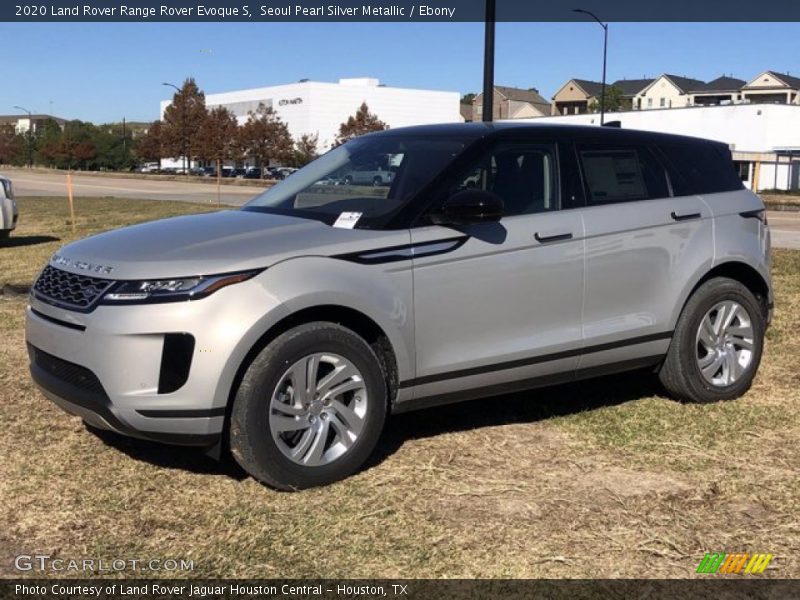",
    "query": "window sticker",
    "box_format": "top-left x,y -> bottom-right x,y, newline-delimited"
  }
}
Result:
333,211 -> 362,229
